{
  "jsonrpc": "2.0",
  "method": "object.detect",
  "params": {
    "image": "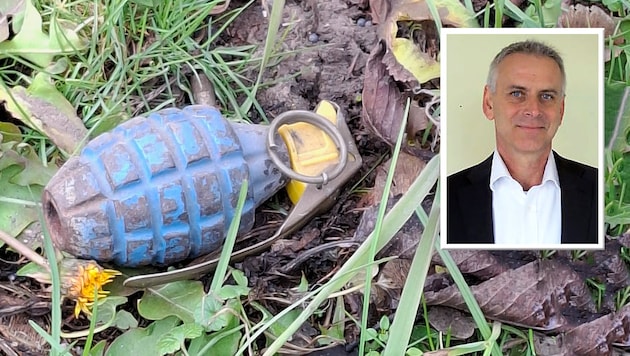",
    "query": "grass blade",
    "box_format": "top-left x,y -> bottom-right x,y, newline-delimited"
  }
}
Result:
257,154 -> 440,355
435,242 -> 502,356
383,183 -> 440,354
359,98 -> 411,354
209,179 -> 249,292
